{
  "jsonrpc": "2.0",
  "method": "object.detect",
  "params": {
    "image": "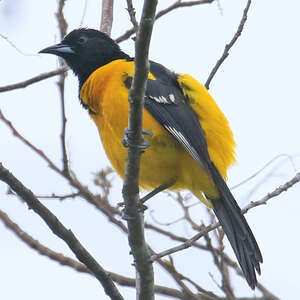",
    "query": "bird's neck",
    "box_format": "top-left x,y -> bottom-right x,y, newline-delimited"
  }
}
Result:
79,58 -> 135,113
77,51 -> 131,89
